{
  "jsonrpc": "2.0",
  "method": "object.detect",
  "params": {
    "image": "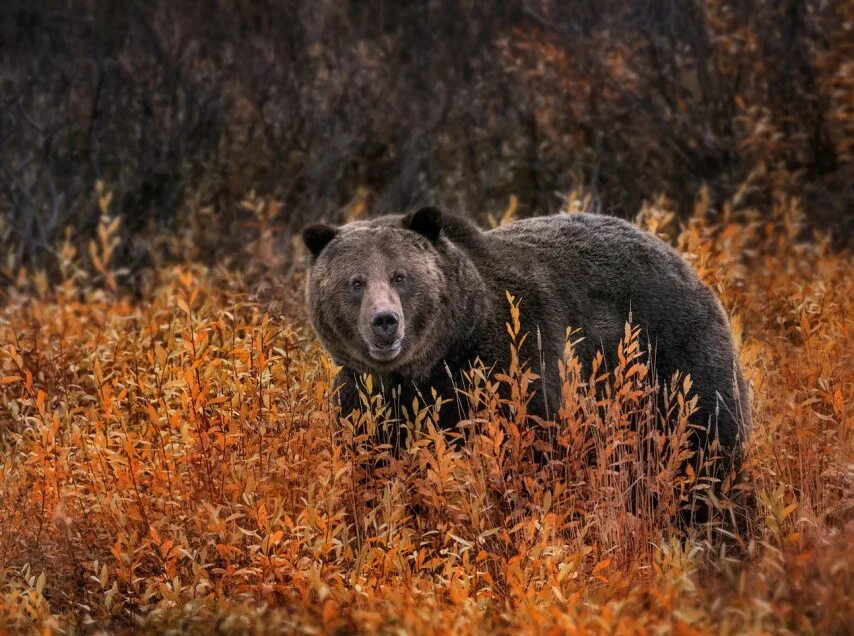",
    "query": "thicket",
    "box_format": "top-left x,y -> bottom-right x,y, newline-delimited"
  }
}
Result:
1,0 -> 851,280
0,190 -> 850,632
